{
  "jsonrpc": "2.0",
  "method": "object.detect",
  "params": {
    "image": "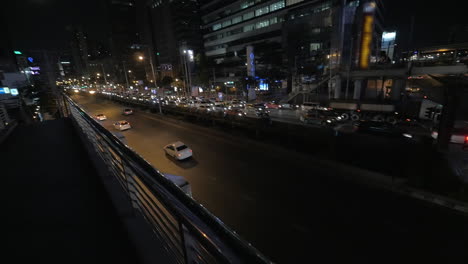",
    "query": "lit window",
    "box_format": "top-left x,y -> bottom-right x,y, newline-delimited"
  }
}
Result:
212,23 -> 222,31
310,43 -> 322,51
243,24 -> 255,32
232,16 -> 242,24
255,19 -> 269,29
241,1 -> 254,9
222,20 -> 232,27
270,1 -> 285,12
243,11 -> 254,20
255,6 -> 269,16
269,17 -> 278,24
